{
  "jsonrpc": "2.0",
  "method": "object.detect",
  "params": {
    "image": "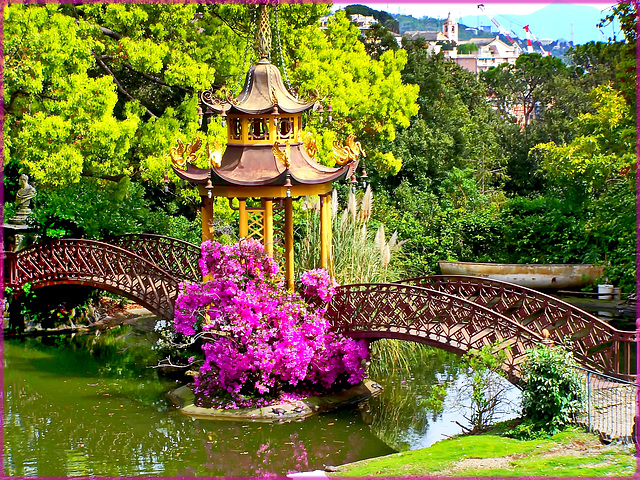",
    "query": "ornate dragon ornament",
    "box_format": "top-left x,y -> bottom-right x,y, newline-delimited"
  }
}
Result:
205,142 -> 223,168
272,140 -> 291,169
167,138 -> 222,169
167,138 -> 203,169
303,132 -> 318,159
331,134 -> 366,166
